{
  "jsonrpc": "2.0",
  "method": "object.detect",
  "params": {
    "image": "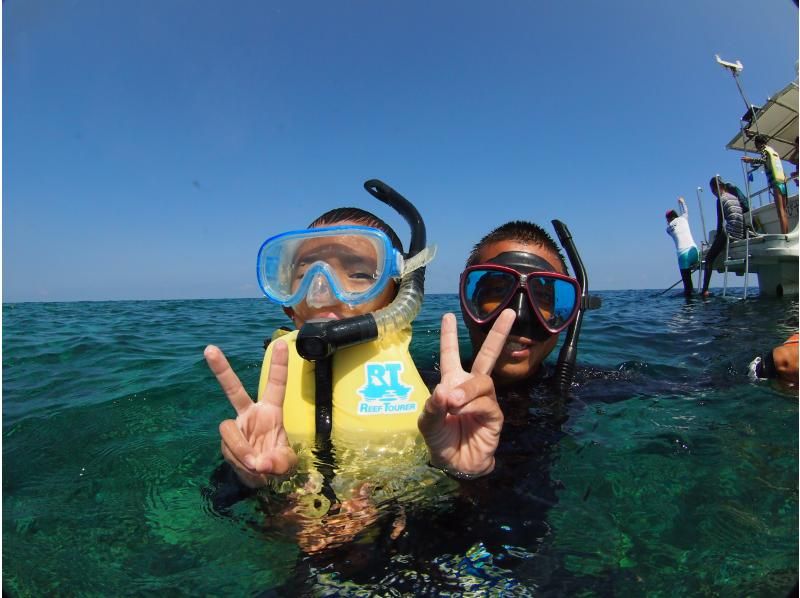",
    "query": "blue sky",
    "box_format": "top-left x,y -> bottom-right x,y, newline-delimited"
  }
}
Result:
4,1 -> 798,302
